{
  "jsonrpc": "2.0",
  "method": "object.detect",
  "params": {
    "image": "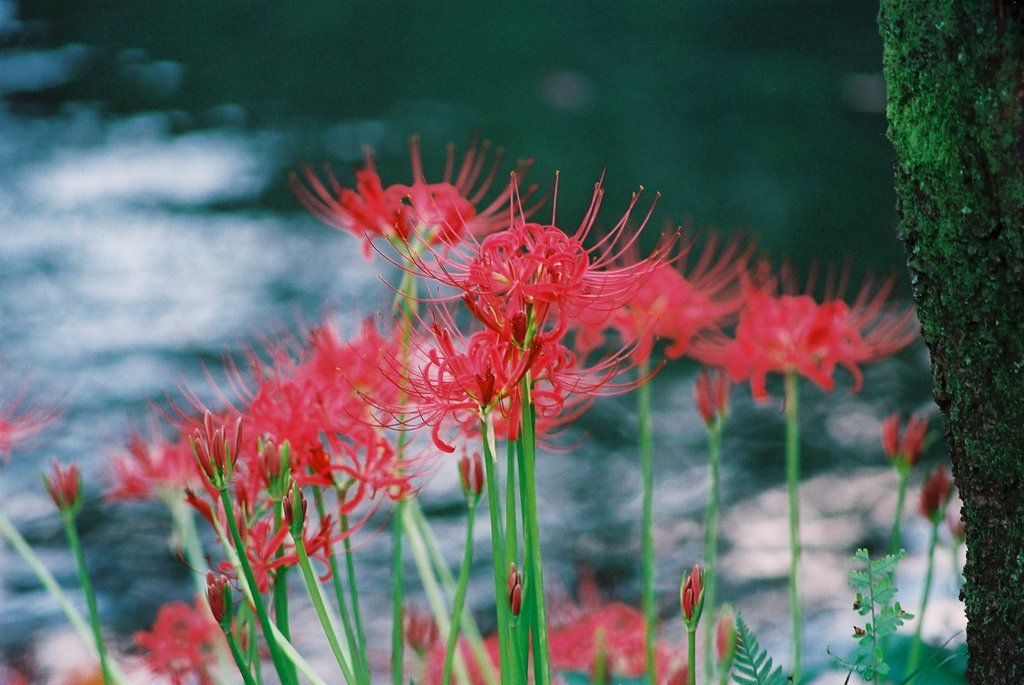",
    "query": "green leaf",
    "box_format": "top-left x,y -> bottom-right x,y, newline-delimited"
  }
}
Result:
731,615 -> 787,685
